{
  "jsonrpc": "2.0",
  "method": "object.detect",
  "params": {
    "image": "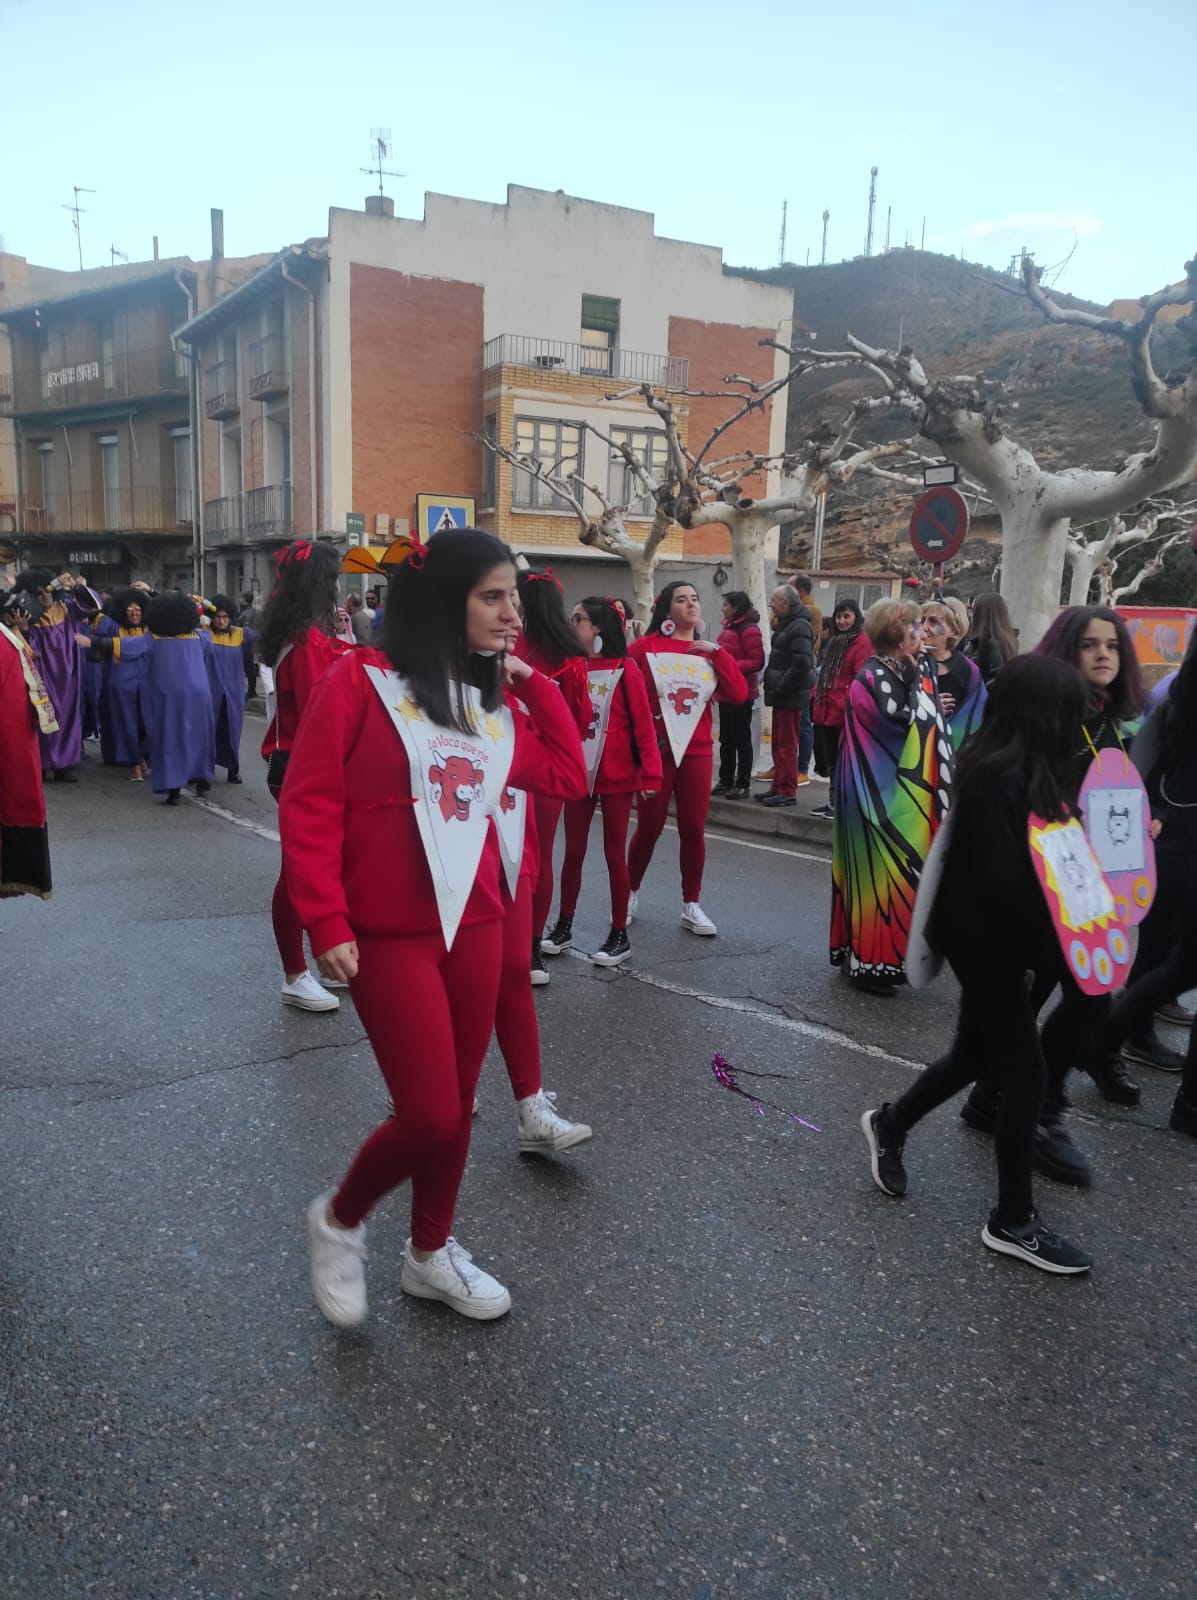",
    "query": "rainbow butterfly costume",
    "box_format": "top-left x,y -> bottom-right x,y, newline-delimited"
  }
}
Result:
830,655 -> 953,985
